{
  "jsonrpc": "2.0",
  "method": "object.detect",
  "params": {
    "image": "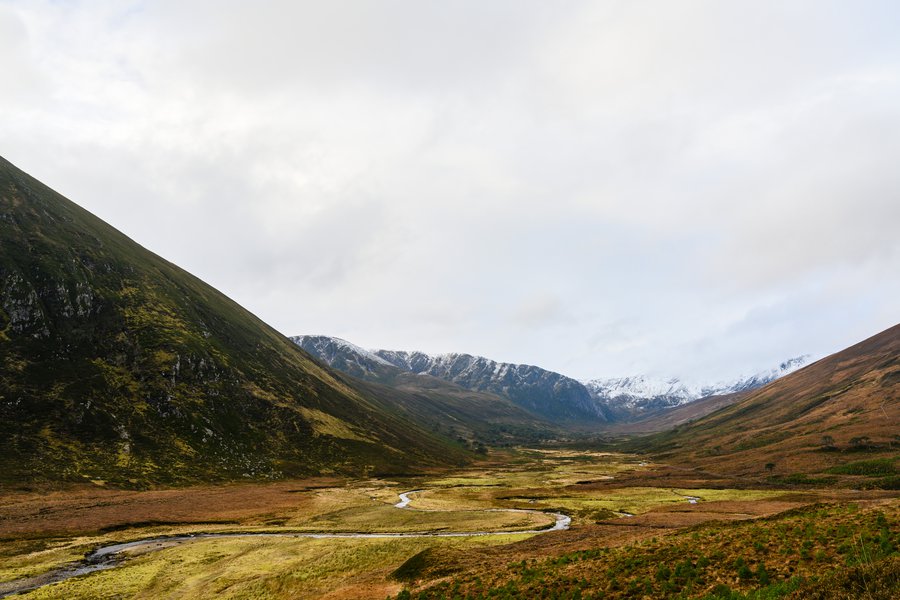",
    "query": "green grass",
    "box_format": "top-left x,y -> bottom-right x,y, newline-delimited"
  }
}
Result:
766,474 -> 839,486
826,457 -> 897,476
